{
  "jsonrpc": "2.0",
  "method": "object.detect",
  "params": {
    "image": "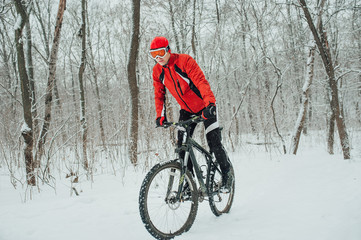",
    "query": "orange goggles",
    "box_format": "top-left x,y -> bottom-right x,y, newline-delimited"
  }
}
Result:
149,46 -> 169,59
